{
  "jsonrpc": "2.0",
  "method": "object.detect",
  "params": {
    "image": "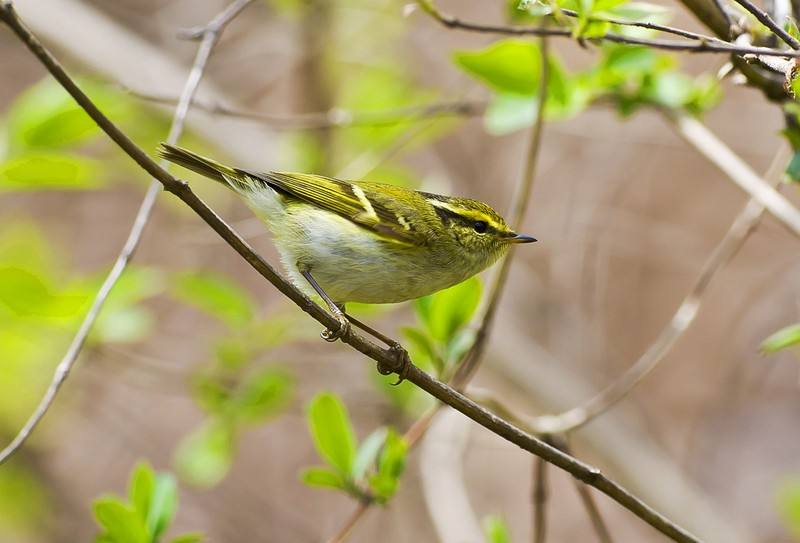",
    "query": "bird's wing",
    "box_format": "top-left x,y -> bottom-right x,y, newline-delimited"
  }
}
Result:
261,171 -> 425,246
